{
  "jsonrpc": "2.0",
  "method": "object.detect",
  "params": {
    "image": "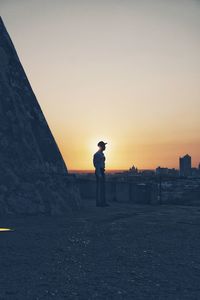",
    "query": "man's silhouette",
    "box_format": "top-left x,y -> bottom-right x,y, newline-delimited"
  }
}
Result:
93,141 -> 109,207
